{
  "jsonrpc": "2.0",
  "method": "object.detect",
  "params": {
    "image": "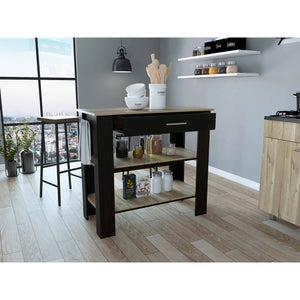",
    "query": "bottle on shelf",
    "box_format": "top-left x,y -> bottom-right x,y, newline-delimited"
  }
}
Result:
226,61 -> 238,73
151,135 -> 162,154
139,136 -> 145,154
192,46 -> 198,56
162,169 -> 173,192
197,46 -> 205,56
133,145 -> 143,159
194,64 -> 202,75
146,135 -> 151,155
115,135 -> 129,158
151,171 -> 163,194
